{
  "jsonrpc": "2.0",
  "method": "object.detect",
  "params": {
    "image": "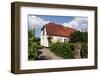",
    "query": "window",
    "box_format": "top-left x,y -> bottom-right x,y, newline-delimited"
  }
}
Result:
64,39 -> 66,42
